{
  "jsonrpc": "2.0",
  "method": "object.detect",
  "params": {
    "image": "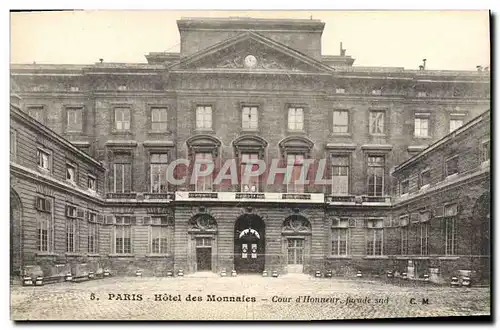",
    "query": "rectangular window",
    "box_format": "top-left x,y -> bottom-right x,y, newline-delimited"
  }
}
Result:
28,107 -> 44,124
151,222 -> 169,254
66,205 -> 77,218
444,204 -> 457,255
414,116 -> 429,137
151,107 -> 168,132
366,219 -> 383,256
88,174 -> 96,191
194,153 -> 213,192
400,180 -> 409,195
67,107 -> 83,132
331,228 -> 348,255
66,163 -> 76,184
240,153 -> 260,192
420,212 -> 430,256
369,110 -> 385,134
66,218 -> 77,253
367,156 -> 384,196
88,212 -> 99,254
288,107 -> 304,131
242,106 -> 258,130
420,169 -> 431,188
113,163 -> 132,193
115,216 -> 132,254
196,237 -> 212,247
449,118 -> 463,133
332,110 -> 349,134
196,105 -> 213,130
88,222 -> 99,254
482,140 -> 490,162
37,148 -> 51,170
331,156 -> 349,195
445,217 -> 457,255
114,108 -> 131,131
445,156 -> 459,177
151,153 -> 169,193
36,196 -> 52,252
287,154 -> 305,193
